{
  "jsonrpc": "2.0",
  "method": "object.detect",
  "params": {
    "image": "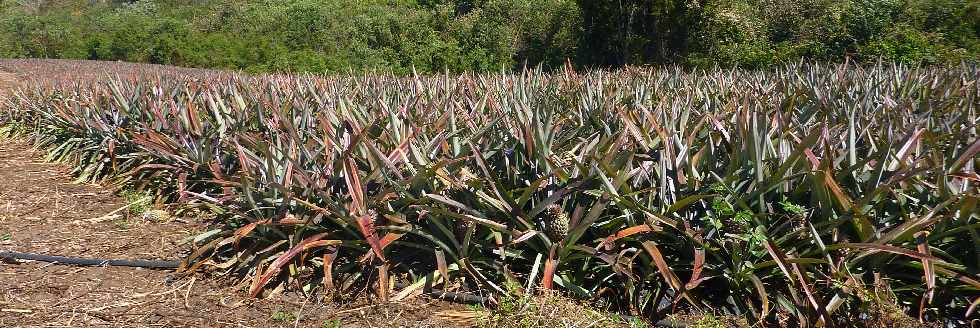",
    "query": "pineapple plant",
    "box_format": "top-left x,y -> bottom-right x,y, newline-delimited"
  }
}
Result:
3,59 -> 977,326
